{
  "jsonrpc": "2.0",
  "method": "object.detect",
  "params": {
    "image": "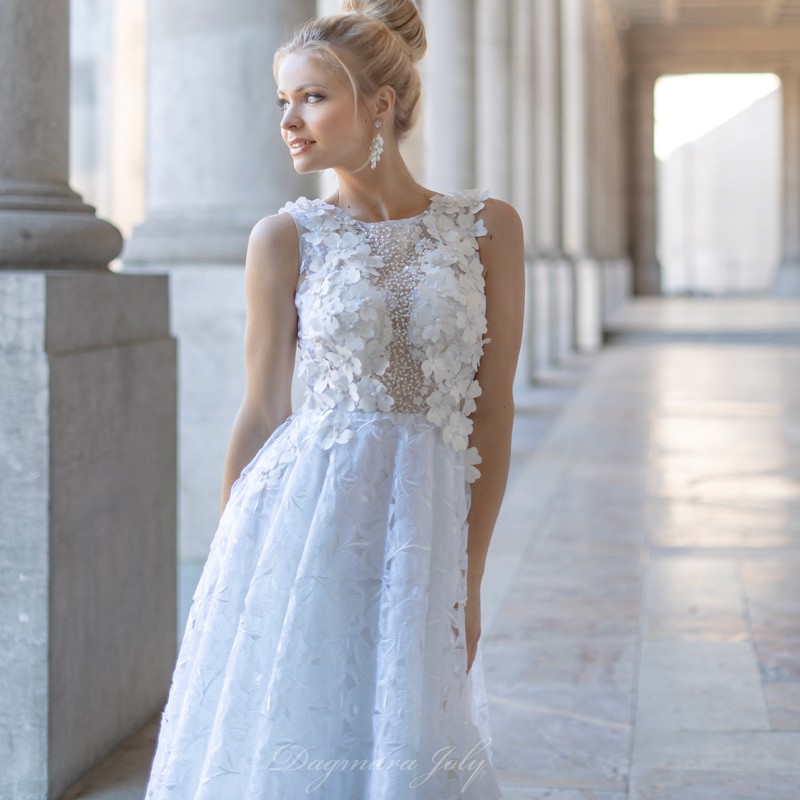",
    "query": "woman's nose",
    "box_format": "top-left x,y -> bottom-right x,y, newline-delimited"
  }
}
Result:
281,106 -> 301,130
